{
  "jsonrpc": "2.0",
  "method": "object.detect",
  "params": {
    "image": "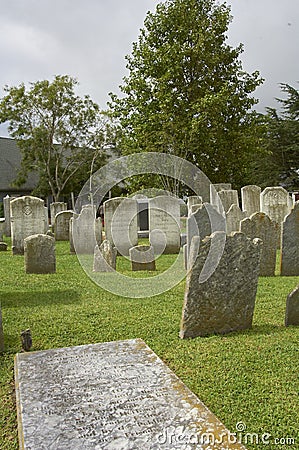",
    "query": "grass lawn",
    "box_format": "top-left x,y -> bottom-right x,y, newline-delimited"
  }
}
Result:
0,240 -> 298,449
